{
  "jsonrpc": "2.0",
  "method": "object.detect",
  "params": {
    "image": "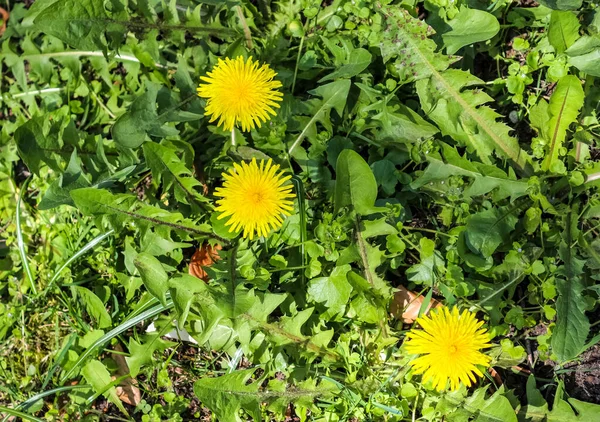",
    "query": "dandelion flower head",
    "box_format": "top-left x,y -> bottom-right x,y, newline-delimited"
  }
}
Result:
404,306 -> 491,392
215,158 -> 295,240
197,56 -> 283,132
